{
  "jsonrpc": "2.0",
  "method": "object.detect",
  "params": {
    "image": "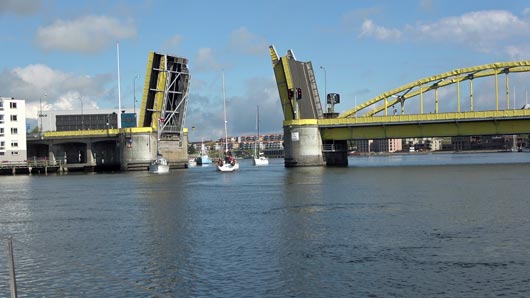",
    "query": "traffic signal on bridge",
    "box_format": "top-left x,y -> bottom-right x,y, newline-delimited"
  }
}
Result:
327,93 -> 340,104
287,88 -> 294,99
296,88 -> 302,100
